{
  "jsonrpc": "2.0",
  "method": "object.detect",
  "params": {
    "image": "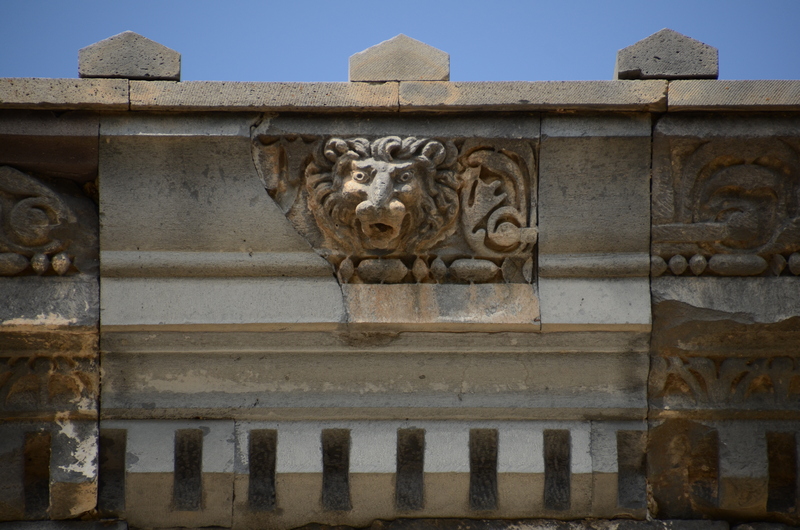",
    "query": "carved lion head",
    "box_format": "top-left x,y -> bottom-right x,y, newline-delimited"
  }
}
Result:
305,136 -> 459,255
